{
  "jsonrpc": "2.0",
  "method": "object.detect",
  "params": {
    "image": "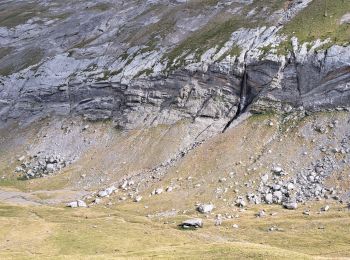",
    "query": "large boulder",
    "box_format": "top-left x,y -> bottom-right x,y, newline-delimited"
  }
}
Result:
179,219 -> 203,229
197,204 -> 214,214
